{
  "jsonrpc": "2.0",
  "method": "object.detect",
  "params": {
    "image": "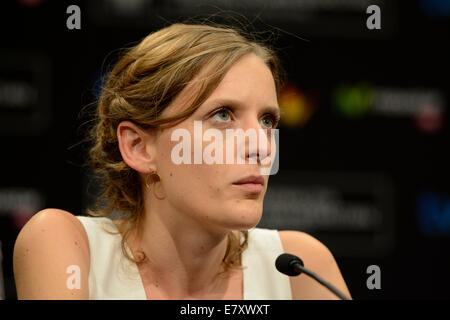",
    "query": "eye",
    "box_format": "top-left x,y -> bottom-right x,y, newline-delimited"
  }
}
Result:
260,113 -> 280,129
212,107 -> 233,123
